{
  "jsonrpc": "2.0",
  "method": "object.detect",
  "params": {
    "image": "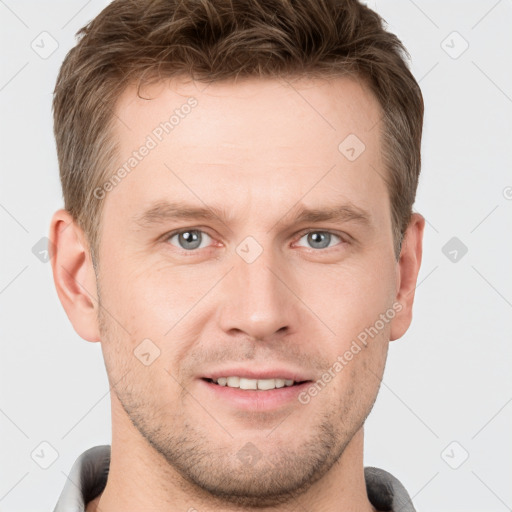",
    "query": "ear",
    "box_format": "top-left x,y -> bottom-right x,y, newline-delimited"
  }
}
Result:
49,209 -> 101,342
389,212 -> 425,341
